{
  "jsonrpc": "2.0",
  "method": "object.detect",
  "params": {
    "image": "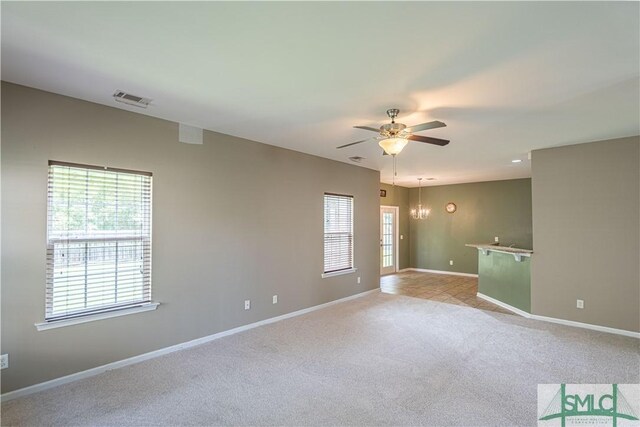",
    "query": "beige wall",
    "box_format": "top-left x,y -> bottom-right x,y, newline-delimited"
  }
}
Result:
379,183 -> 410,270
531,136 -> 640,332
0,82 -> 380,393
